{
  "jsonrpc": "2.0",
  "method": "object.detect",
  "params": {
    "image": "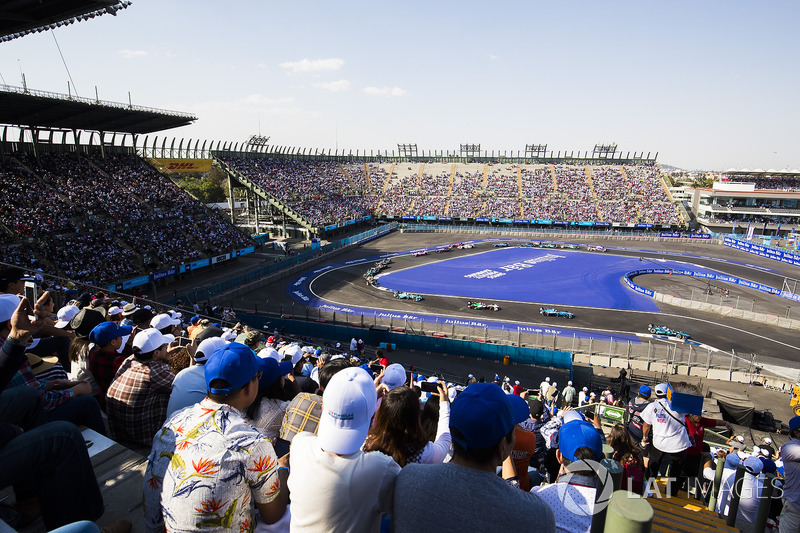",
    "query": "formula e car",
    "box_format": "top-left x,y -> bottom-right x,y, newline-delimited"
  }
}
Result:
492,242 -> 509,247
540,307 -> 575,318
411,250 -> 429,257
587,245 -> 607,252
456,243 -> 474,249
648,324 -> 690,340
467,301 -> 501,311
541,243 -> 558,248
394,291 -> 423,301
561,244 -> 580,250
